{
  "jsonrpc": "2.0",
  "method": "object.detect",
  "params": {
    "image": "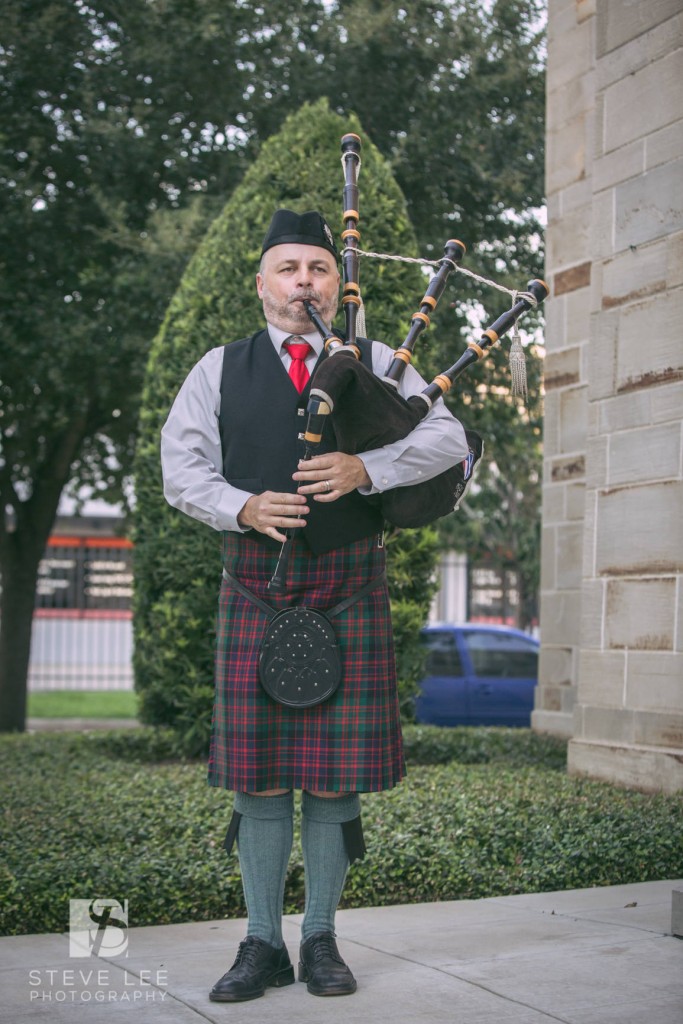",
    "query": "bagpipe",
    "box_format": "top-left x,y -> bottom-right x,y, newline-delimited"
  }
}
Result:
268,133 -> 548,592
